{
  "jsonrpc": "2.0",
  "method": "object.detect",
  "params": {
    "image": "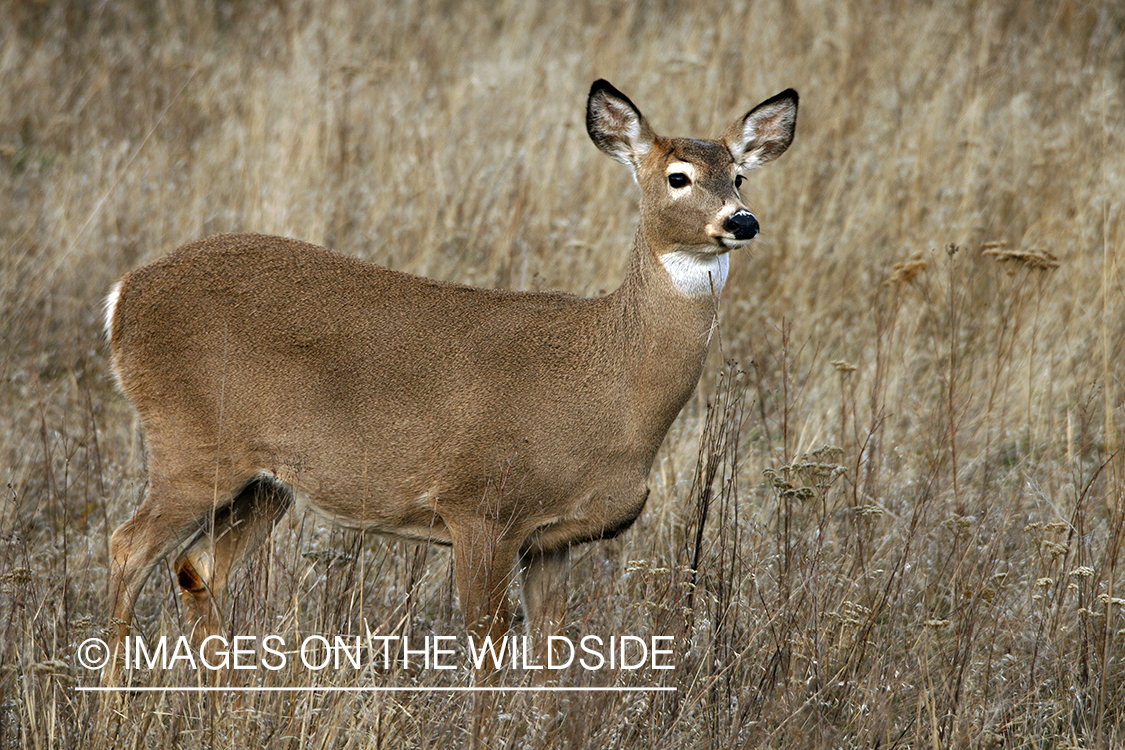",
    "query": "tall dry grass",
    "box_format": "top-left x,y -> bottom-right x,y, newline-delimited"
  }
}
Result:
2,0 -> 1124,747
